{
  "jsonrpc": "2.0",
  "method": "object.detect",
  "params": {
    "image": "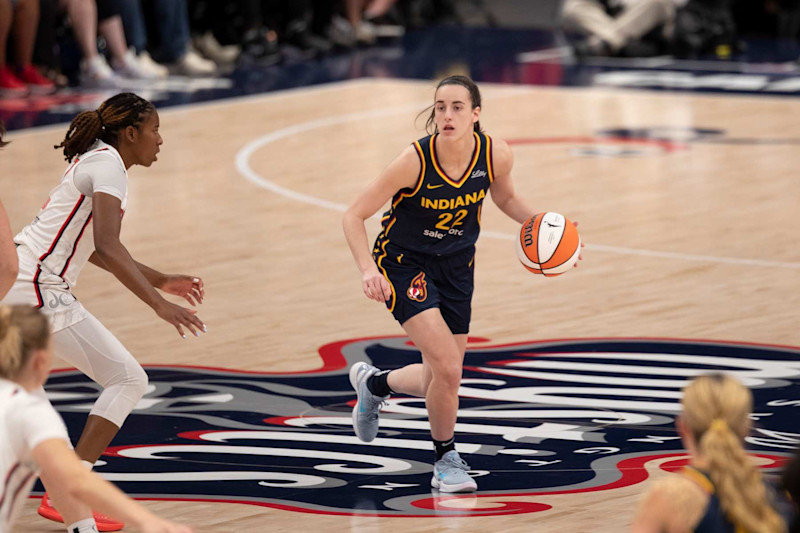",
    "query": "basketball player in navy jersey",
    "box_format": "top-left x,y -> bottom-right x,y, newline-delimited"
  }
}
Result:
343,75 -> 581,492
784,448 -> 800,533
631,374 -> 787,532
